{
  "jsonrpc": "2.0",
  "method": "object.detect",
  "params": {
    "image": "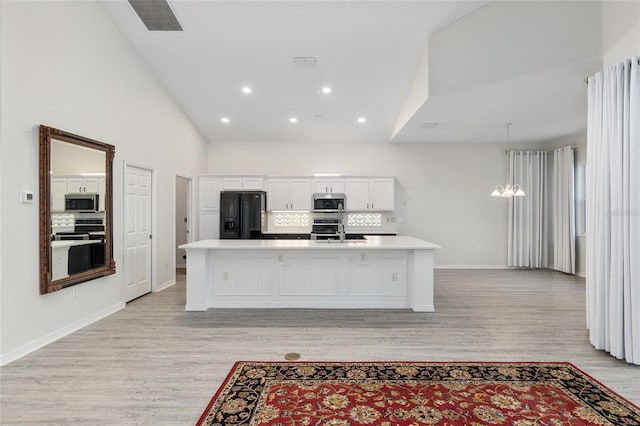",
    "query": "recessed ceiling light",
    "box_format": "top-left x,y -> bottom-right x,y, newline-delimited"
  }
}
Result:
357,117 -> 366,124
241,86 -> 252,94
289,117 -> 298,124
321,86 -> 332,94
221,117 -> 230,124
